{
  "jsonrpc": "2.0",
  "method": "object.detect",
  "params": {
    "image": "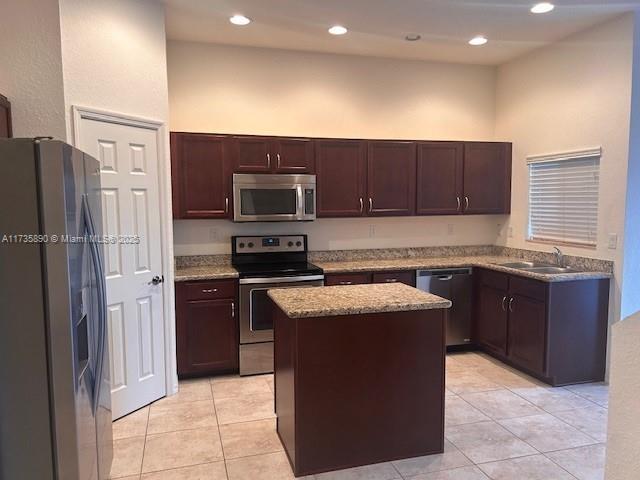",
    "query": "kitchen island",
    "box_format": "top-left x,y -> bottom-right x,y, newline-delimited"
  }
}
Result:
268,283 -> 451,476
